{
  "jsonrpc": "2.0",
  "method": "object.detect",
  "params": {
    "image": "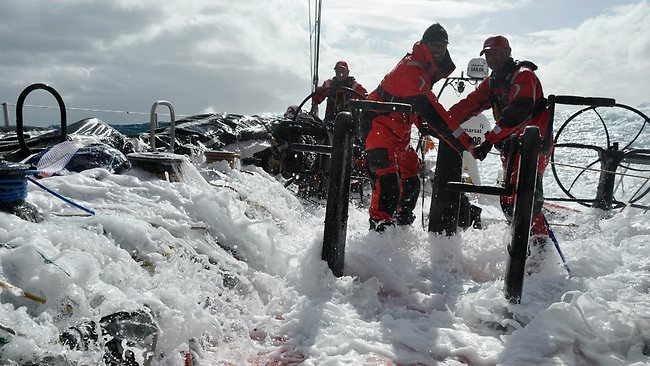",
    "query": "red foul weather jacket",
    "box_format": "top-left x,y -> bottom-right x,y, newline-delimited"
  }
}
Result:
366,41 -> 474,154
448,59 -> 551,237
448,58 -> 549,149
312,76 -> 368,121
